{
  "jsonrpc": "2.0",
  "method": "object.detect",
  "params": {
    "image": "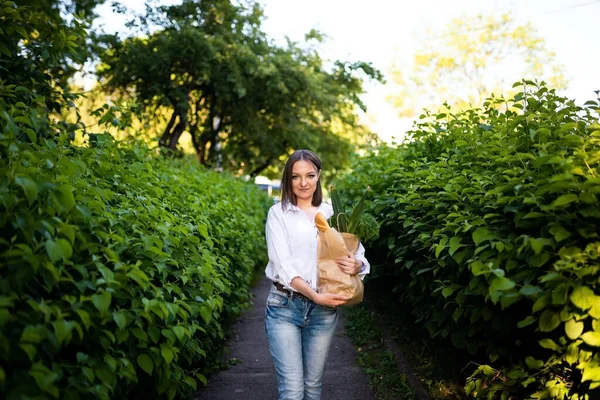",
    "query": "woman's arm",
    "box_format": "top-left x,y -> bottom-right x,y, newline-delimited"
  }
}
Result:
266,208 -> 303,288
335,242 -> 370,278
290,277 -> 349,307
